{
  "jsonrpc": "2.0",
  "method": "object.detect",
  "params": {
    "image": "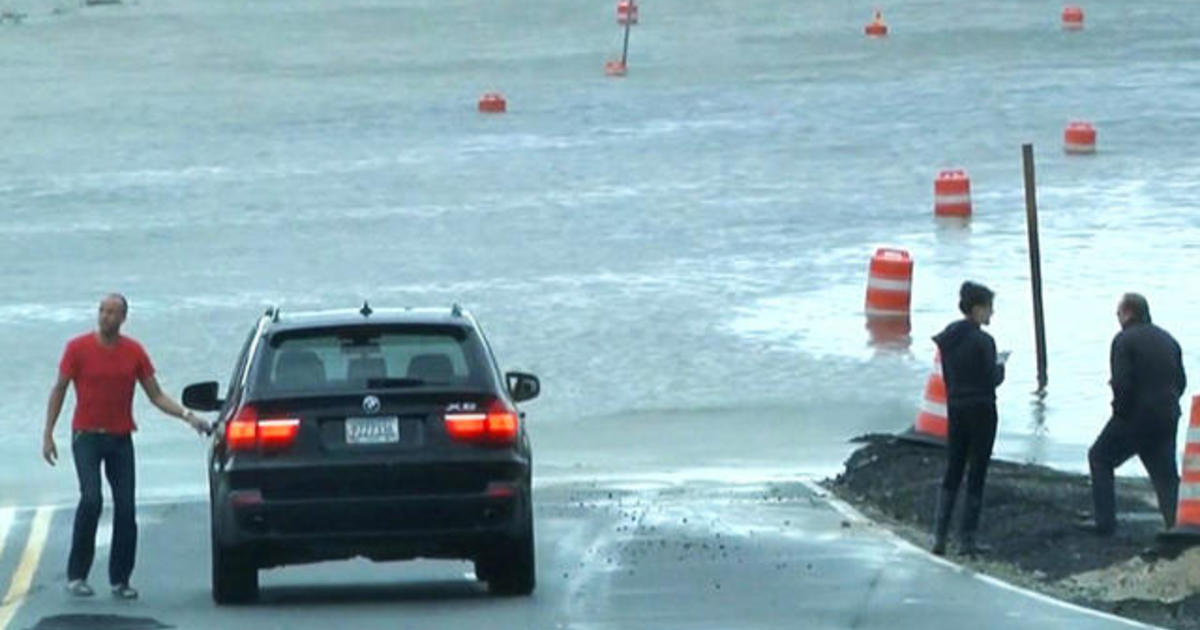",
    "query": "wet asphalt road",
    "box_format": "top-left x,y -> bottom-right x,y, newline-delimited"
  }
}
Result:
0,475 -> 1158,630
